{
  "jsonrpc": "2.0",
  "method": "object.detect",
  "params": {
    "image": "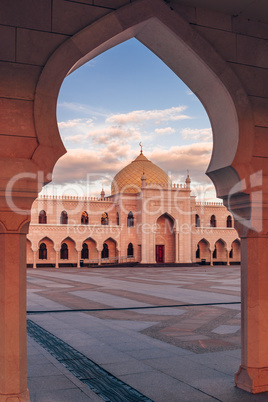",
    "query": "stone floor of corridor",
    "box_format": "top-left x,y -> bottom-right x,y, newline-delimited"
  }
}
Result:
27,265 -> 268,401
